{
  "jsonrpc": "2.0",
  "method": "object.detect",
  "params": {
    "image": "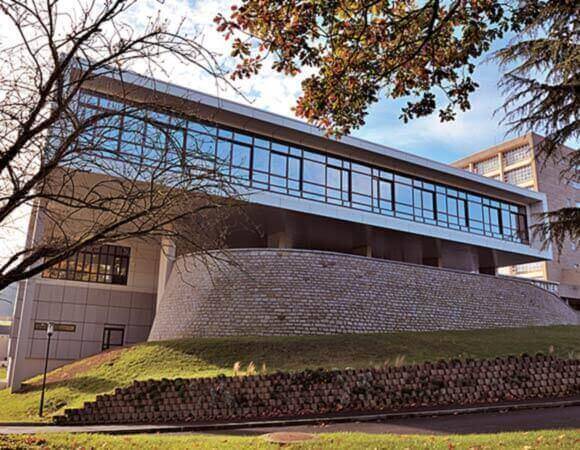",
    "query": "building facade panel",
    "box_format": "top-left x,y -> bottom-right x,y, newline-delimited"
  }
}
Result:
7,238 -> 160,388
